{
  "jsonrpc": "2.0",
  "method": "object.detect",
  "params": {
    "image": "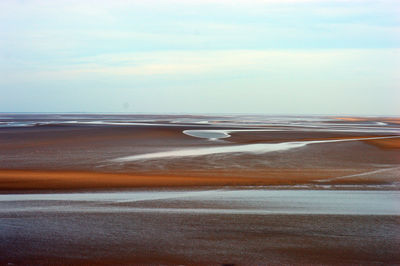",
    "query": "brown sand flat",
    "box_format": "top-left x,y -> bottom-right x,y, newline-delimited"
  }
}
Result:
1,115 -> 400,265
226,129 -> 395,143
0,168 -> 394,191
334,116 -> 400,124
229,132 -> 400,145
1,123 -> 399,190
0,169 -> 266,190
1,122 -> 398,171
364,137 -> 400,149
2,212 -> 399,265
